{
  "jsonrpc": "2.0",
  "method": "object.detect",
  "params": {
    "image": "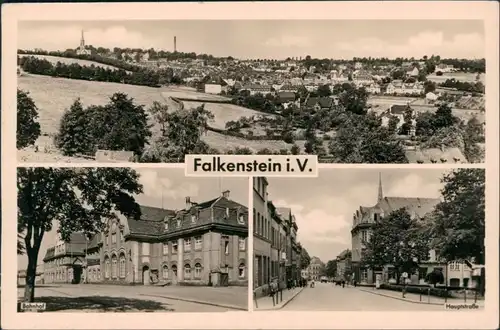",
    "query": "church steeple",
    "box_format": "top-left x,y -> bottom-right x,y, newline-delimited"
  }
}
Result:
377,172 -> 384,202
80,30 -> 85,48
